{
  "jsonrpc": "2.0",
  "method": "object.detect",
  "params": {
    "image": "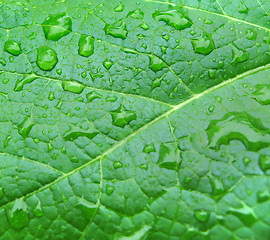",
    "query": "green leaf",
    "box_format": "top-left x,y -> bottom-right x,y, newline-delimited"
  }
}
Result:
0,0 -> 270,239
